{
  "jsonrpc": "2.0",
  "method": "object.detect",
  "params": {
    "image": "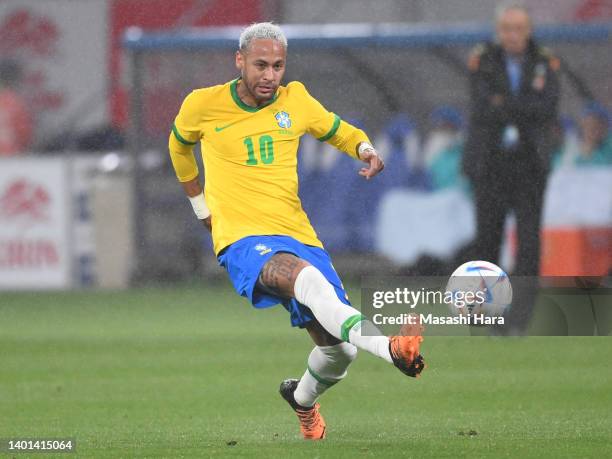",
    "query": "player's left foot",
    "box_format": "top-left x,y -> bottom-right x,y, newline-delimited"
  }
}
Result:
389,321 -> 426,378
279,379 -> 326,440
